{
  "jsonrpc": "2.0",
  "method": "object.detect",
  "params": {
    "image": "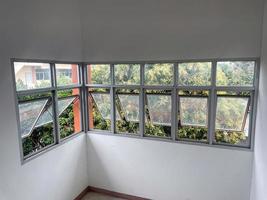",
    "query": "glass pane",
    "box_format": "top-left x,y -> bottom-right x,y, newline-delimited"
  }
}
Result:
216,61 -> 255,86
145,90 -> 172,138
145,63 -> 174,85
180,98 -> 208,126
58,96 -> 81,139
14,62 -> 51,91
215,96 -> 250,145
19,97 -> 54,157
115,89 -> 139,134
56,64 -> 79,86
114,64 -> 140,85
88,89 -> 111,131
178,62 -> 211,86
177,91 -> 209,141
87,64 -> 110,84
19,99 -> 48,138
